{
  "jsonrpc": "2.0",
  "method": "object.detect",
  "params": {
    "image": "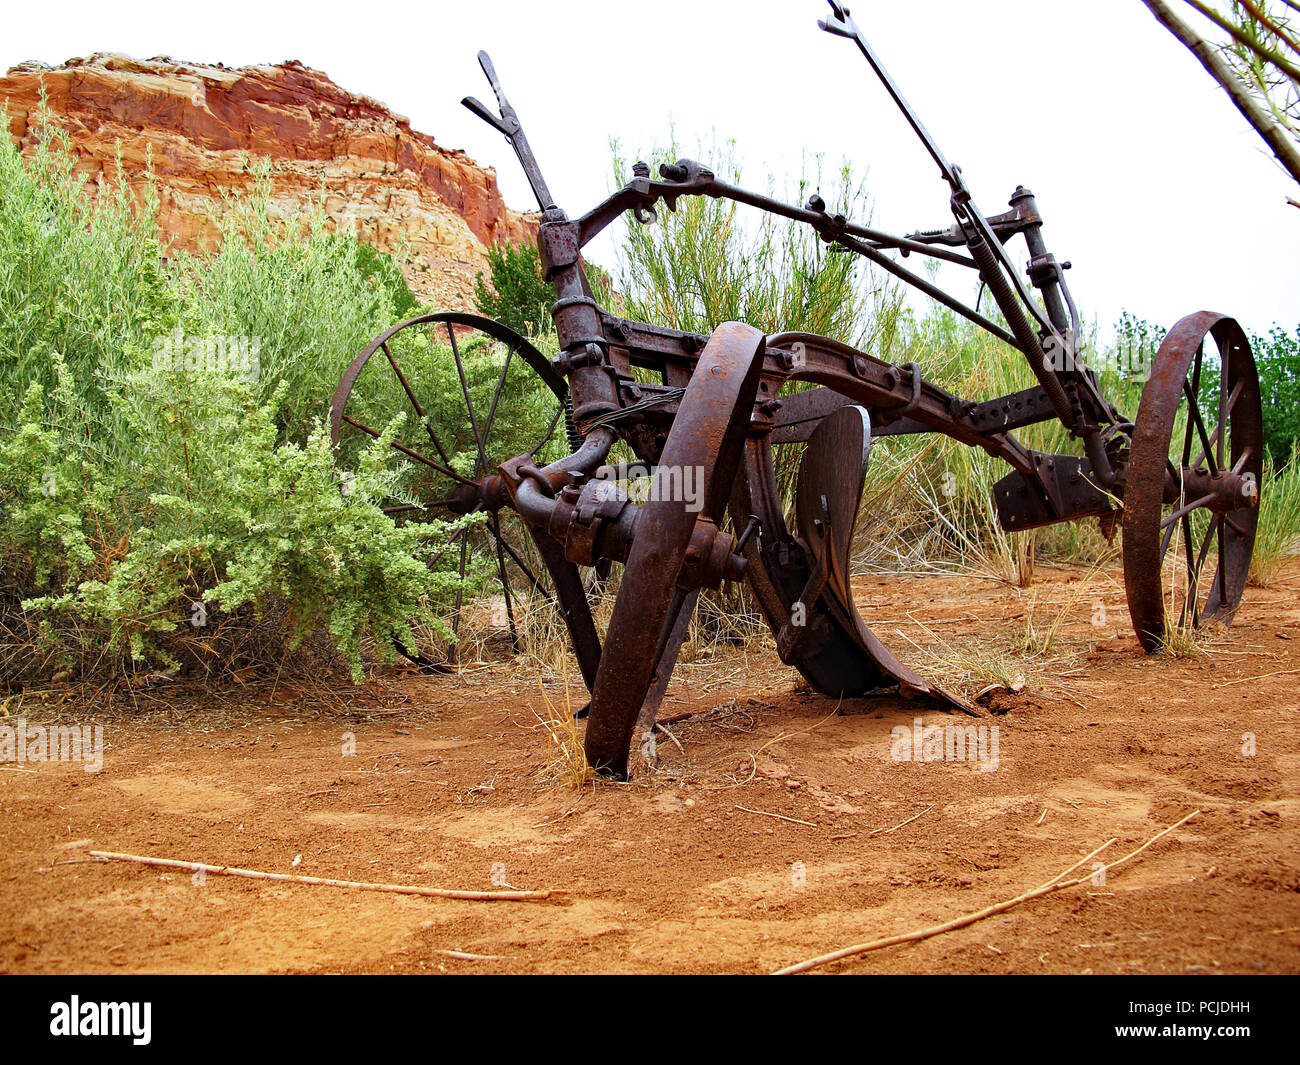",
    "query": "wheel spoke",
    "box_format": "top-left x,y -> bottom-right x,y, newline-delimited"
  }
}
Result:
1182,343 -> 1203,467
489,513 -> 520,652
382,498 -> 457,515
1182,380 -> 1218,476
1218,344 -> 1229,472
1159,512 -> 1178,563
1189,378 -> 1243,473
446,322 -> 490,478
495,529 -> 555,605
1190,513 -> 1222,619
479,342 -> 515,464
1216,517 -> 1227,607
382,341 -> 453,468
529,406 -> 564,458
341,414 -> 475,485
1160,492 -> 1216,530
448,535 -> 469,665
1180,513 -> 1197,627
